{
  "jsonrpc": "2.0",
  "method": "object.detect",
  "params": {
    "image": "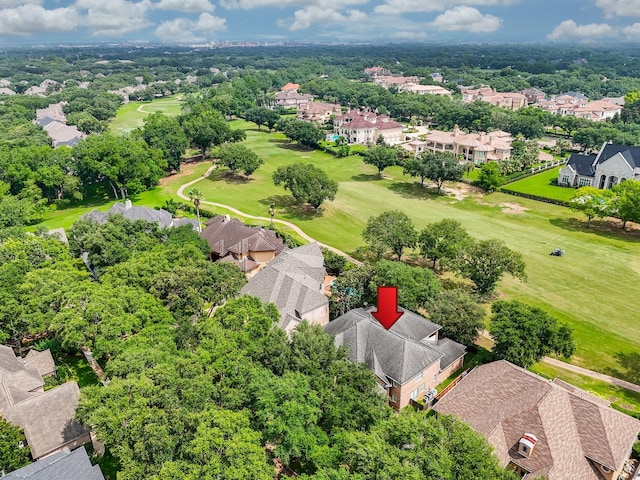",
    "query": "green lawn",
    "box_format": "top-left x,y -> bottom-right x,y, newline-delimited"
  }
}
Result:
187,122 -> 640,381
503,167 -> 576,202
109,95 -> 183,133
30,121 -> 640,385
